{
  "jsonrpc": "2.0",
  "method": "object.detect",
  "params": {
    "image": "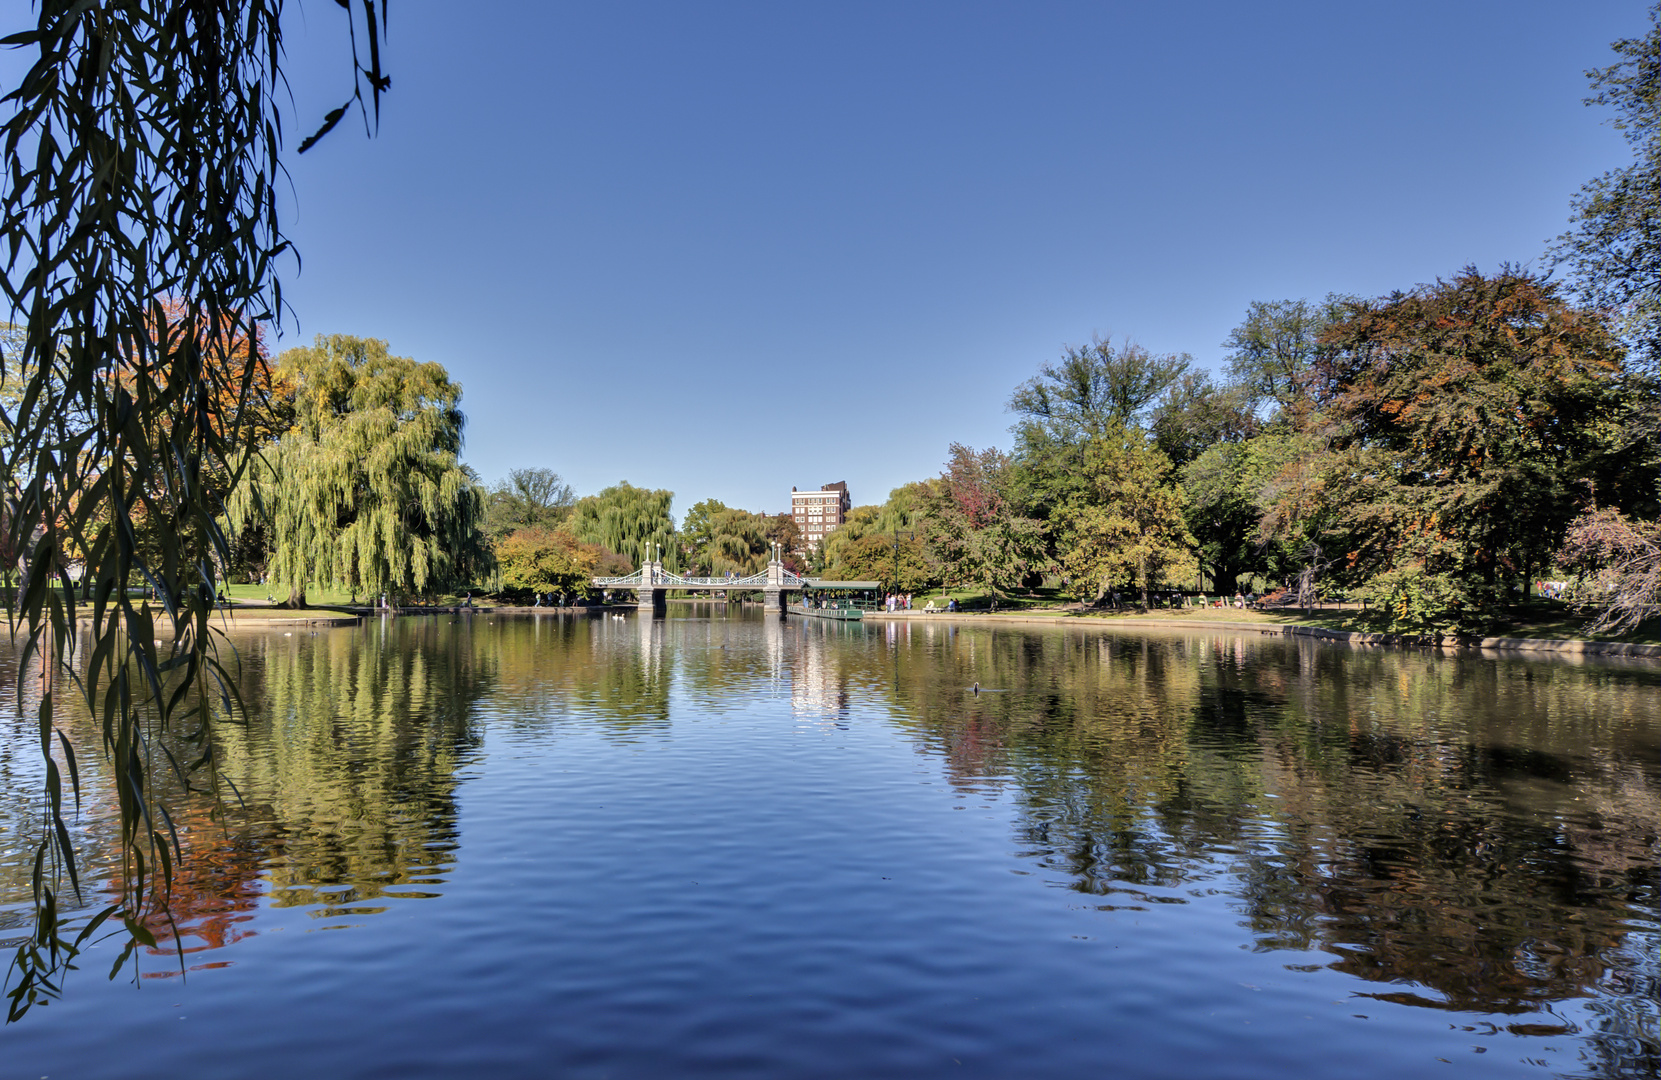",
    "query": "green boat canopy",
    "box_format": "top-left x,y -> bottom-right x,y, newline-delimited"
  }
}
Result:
802,579 -> 882,591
